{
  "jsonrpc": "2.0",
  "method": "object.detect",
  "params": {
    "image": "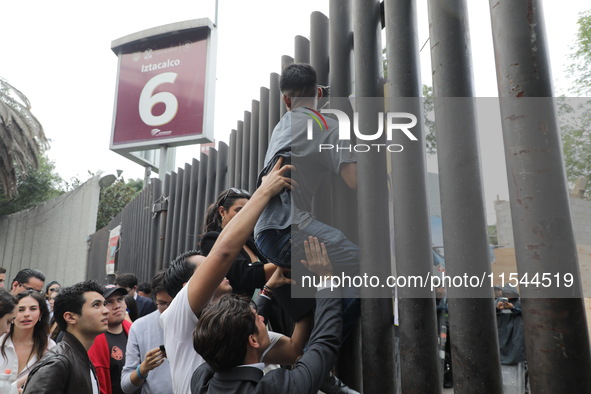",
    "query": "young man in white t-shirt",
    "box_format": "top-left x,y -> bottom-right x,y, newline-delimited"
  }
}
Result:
161,159 -> 311,394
